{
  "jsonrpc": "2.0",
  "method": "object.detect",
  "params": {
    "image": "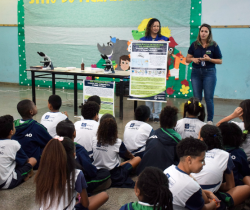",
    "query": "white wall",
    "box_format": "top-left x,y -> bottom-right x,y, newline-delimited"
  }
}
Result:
0,0 -> 17,24
202,0 -> 250,25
